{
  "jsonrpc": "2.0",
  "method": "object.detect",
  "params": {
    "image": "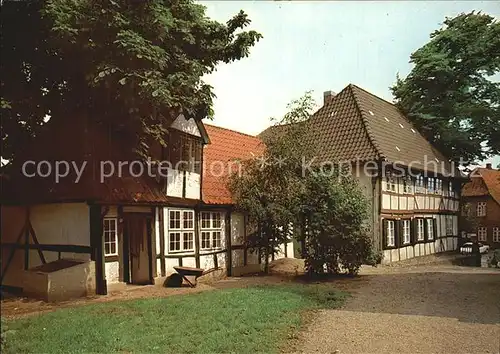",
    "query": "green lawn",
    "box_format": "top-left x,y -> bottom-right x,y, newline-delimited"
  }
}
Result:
3,284 -> 347,354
